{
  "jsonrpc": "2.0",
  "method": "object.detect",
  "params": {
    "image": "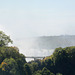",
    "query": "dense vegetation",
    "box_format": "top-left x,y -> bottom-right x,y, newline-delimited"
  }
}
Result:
0,31 -> 75,75
0,31 -> 28,75
28,46 -> 75,75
